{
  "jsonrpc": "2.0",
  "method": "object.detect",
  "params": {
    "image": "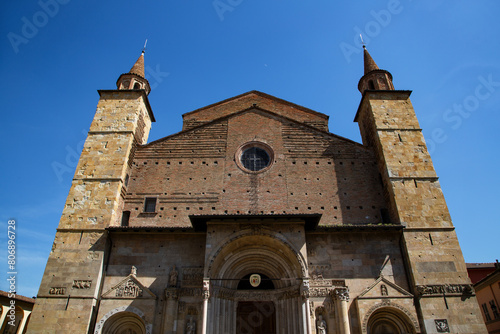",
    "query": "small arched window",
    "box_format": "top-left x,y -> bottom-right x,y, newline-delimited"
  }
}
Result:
368,80 -> 375,90
133,82 -> 141,90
